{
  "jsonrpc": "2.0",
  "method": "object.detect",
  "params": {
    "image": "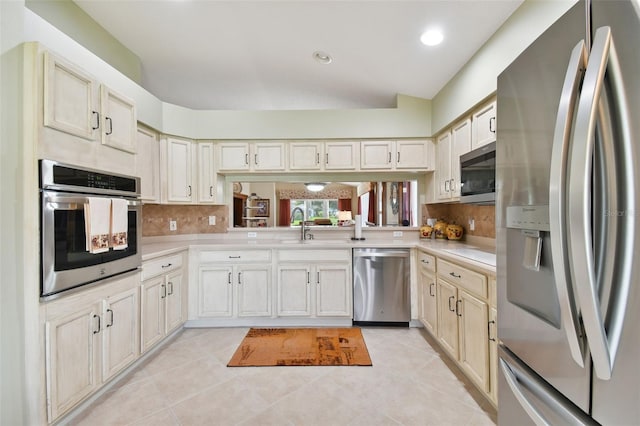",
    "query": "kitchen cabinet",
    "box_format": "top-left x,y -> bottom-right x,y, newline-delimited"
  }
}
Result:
488,276 -> 498,405
471,100 -> 497,150
360,140 -> 434,170
217,141 -> 286,172
195,250 -> 272,318
136,125 -> 160,203
43,51 -> 136,152
418,251 -> 437,336
436,258 -> 490,394
140,252 -> 186,353
161,138 -> 217,204
276,249 -> 352,318
436,119 -> 471,201
197,142 -> 217,203
44,272 -> 139,422
288,140 -> 358,171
